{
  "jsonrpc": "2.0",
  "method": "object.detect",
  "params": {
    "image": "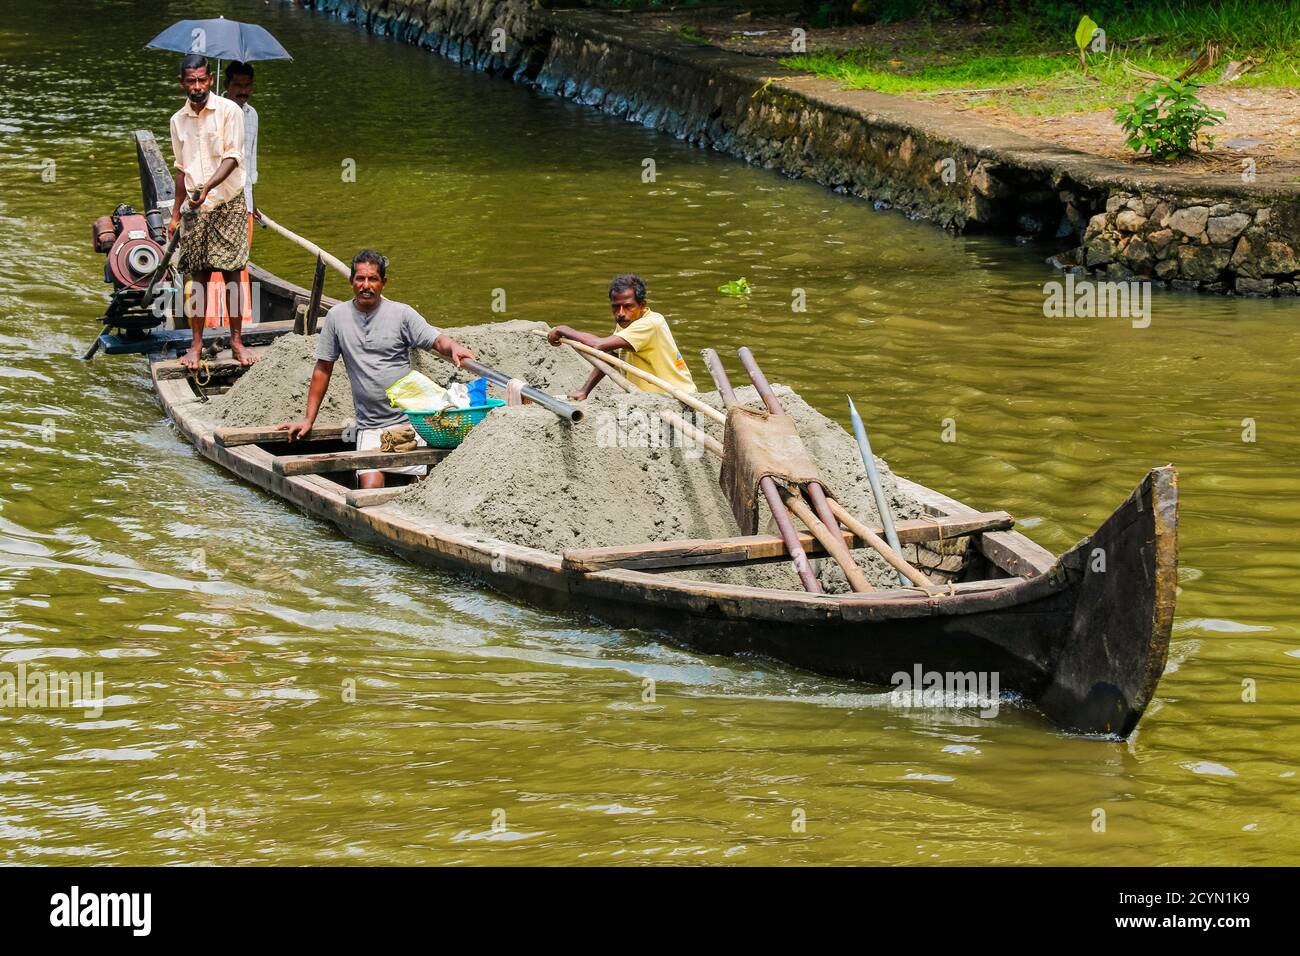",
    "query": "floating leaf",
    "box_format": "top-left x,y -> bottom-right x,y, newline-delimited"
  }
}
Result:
718,278 -> 753,296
